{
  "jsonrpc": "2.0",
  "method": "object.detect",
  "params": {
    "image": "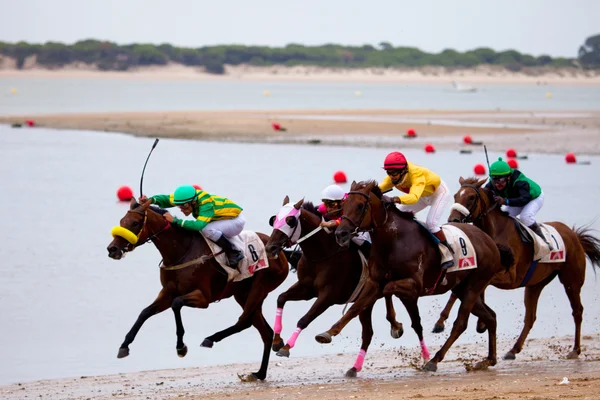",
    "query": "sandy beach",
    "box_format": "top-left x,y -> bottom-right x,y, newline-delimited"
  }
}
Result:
2,109 -> 599,155
1,334 -> 599,400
